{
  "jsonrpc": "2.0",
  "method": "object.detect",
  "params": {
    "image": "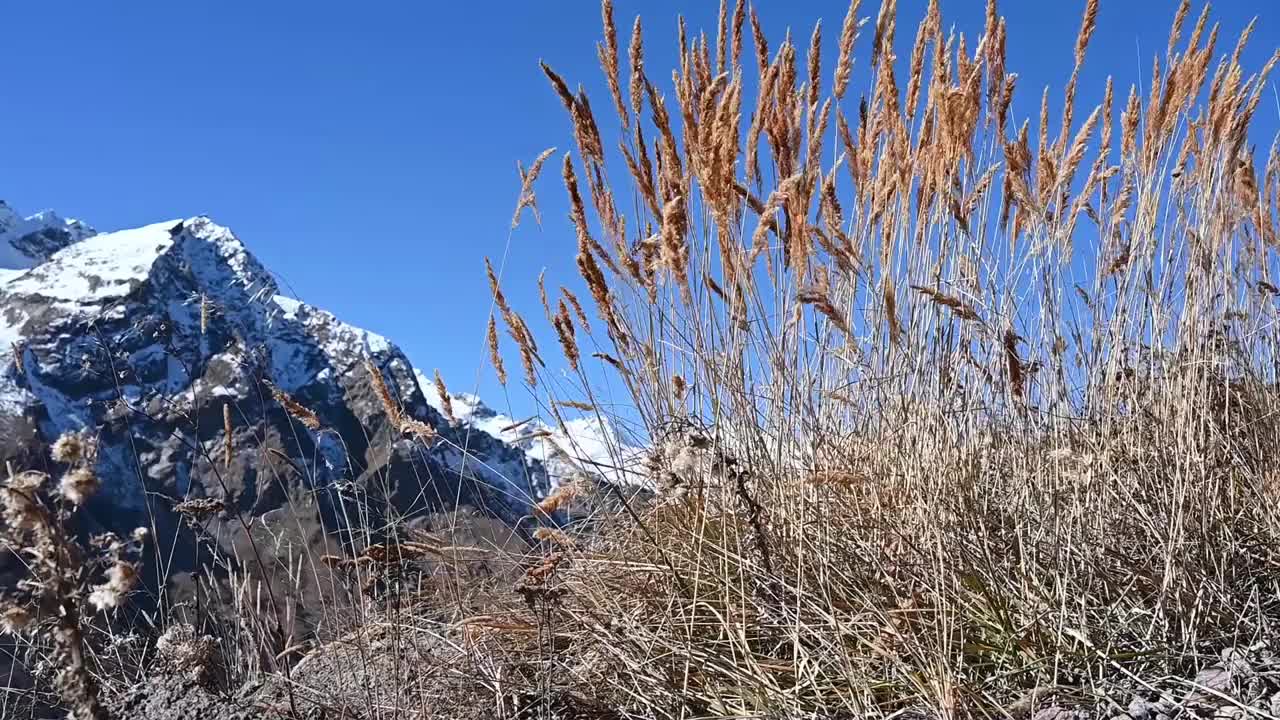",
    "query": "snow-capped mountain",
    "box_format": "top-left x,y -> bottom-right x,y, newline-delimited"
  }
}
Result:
416,371 -> 647,488
0,204 -> 551,581
0,200 -> 96,275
